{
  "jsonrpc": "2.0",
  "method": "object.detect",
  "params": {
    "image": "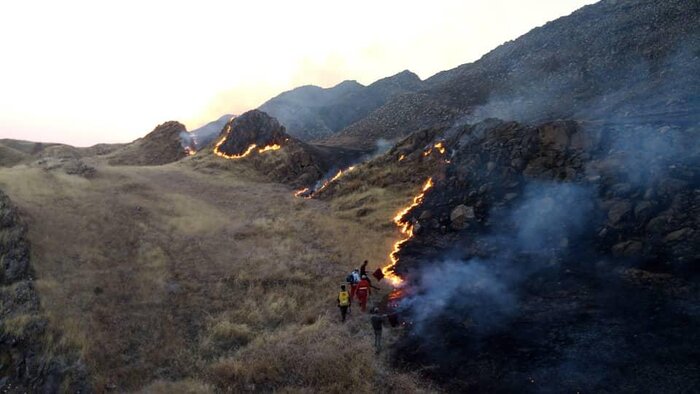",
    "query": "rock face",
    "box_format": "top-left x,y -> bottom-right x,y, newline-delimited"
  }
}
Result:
109,121 -> 189,166
216,110 -> 289,156
259,70 -> 425,141
321,0 -> 700,150
0,191 -> 89,392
